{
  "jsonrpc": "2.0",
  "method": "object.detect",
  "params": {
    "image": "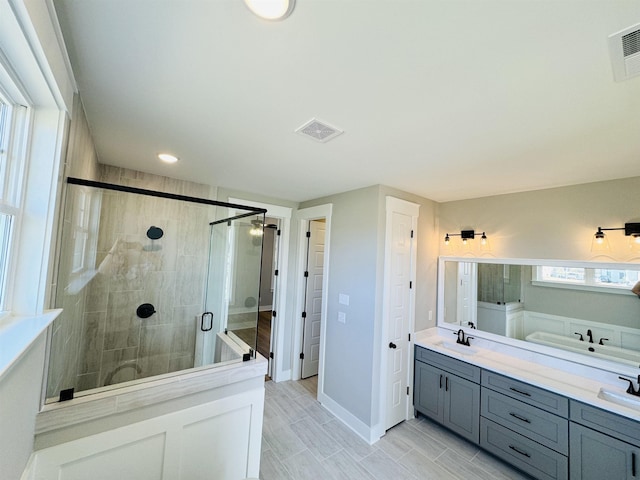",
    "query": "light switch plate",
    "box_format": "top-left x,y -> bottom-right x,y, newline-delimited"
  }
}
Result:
338,311 -> 346,323
339,294 -> 350,306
